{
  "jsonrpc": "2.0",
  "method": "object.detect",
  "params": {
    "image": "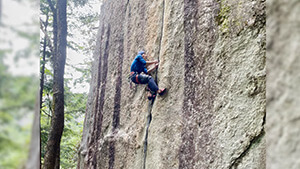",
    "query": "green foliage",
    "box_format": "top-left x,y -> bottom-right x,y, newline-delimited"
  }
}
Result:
0,0 -> 39,168
60,101 -> 85,168
0,68 -> 38,168
67,61 -> 92,86
40,0 -> 99,168
41,83 -> 87,169
1,76 -> 37,112
0,115 -> 32,169
0,30 -> 38,168
40,112 -> 51,161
